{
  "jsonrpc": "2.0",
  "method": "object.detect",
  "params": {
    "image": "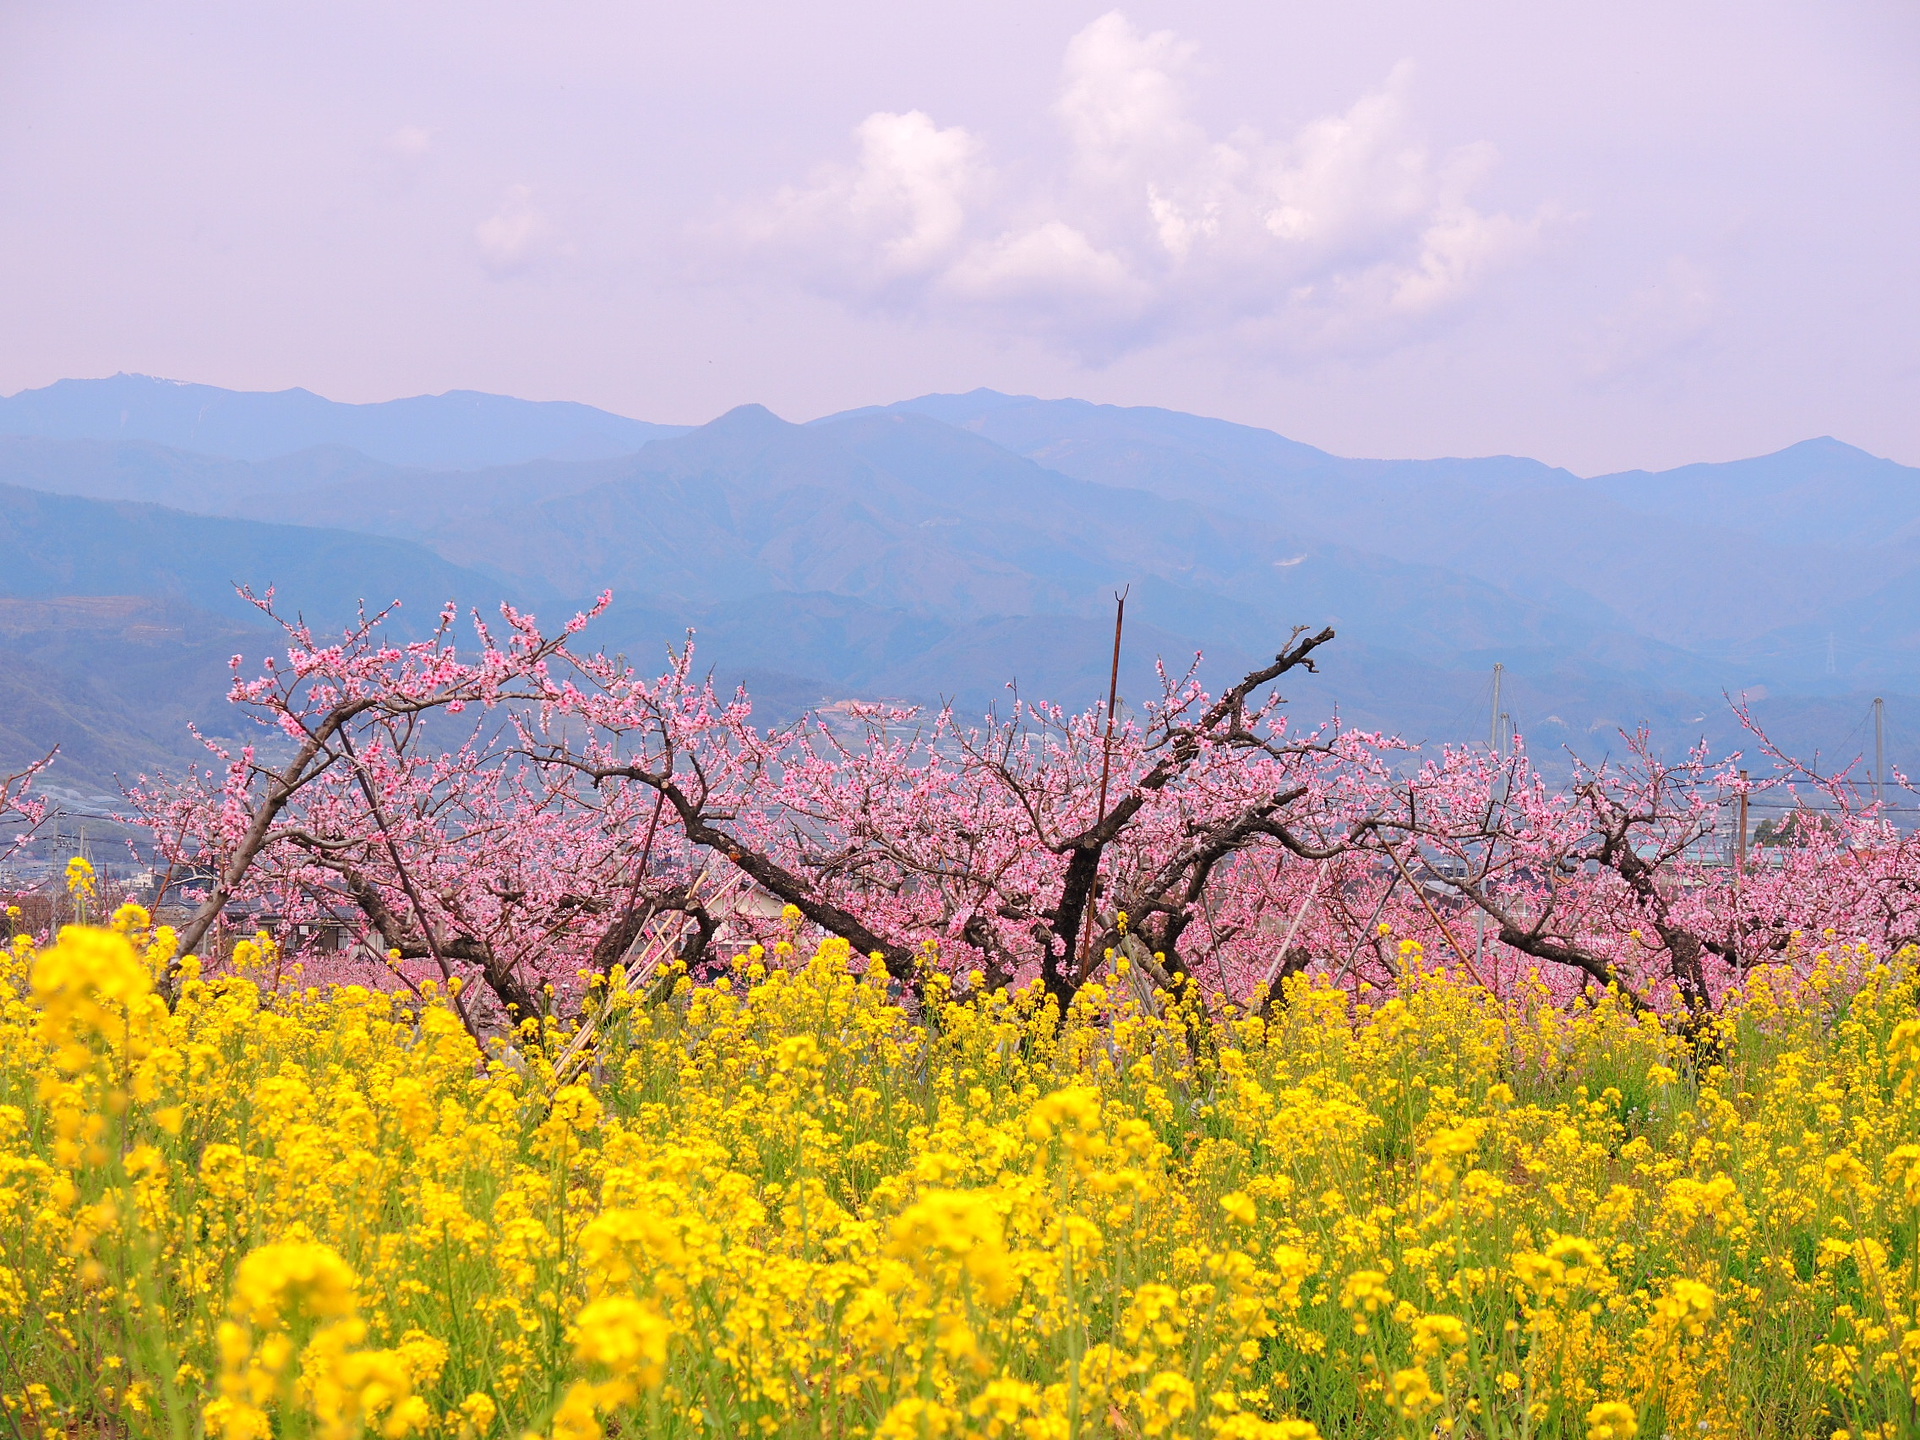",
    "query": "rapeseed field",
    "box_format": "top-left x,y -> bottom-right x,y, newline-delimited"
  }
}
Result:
4,890 -> 1919,1438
